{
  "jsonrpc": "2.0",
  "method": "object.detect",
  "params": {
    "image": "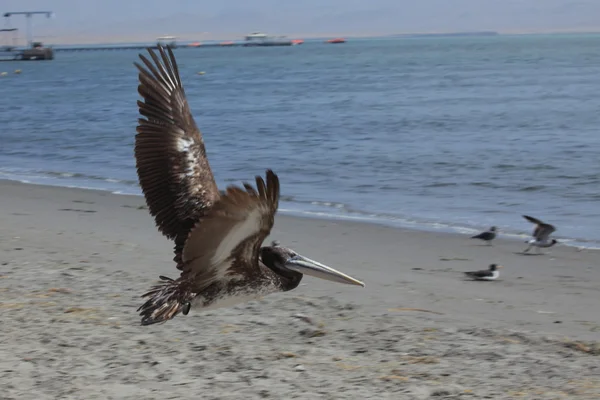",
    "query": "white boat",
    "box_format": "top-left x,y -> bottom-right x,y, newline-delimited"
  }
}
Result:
156,36 -> 177,48
243,32 -> 292,46
244,32 -> 269,41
